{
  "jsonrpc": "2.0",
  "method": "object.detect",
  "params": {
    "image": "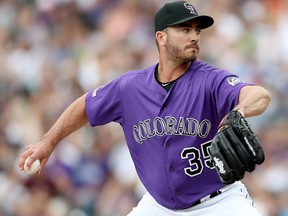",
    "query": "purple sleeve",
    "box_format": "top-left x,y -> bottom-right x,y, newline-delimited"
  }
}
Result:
85,78 -> 123,126
211,71 -> 254,120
